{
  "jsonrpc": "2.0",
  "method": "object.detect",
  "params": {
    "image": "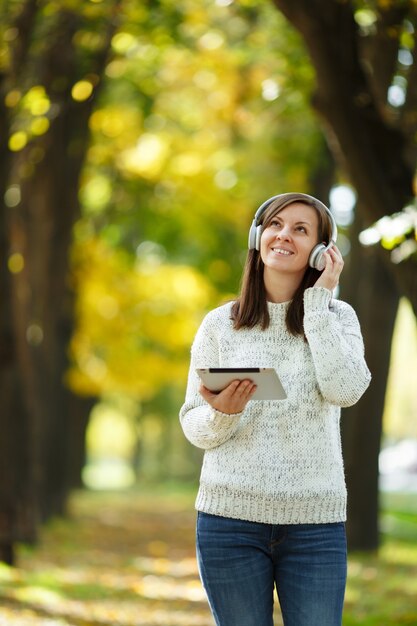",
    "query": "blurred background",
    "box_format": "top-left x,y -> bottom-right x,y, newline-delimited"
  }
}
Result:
1,0 -> 417,575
